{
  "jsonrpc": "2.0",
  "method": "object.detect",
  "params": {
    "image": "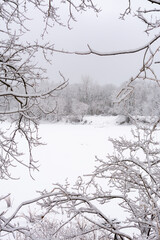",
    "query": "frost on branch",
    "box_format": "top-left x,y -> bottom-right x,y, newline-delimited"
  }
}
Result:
21,119 -> 160,240
0,38 -> 68,178
0,0 -> 99,178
